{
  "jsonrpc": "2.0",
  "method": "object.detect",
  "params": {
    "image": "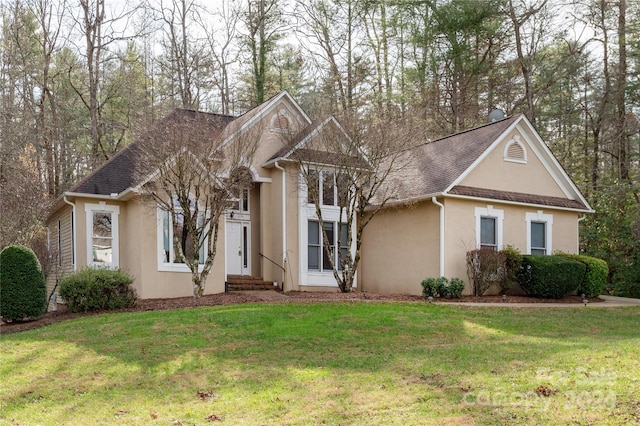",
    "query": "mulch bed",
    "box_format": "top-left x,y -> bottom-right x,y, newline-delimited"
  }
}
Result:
0,291 -> 603,335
